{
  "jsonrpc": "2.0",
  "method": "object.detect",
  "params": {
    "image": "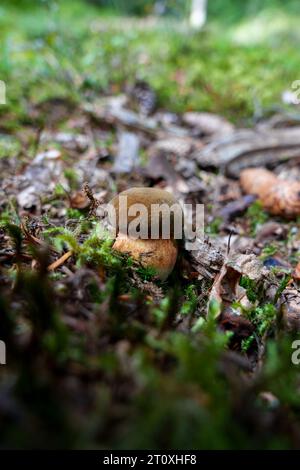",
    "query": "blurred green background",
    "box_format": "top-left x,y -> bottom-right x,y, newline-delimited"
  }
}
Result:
0,0 -> 299,124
